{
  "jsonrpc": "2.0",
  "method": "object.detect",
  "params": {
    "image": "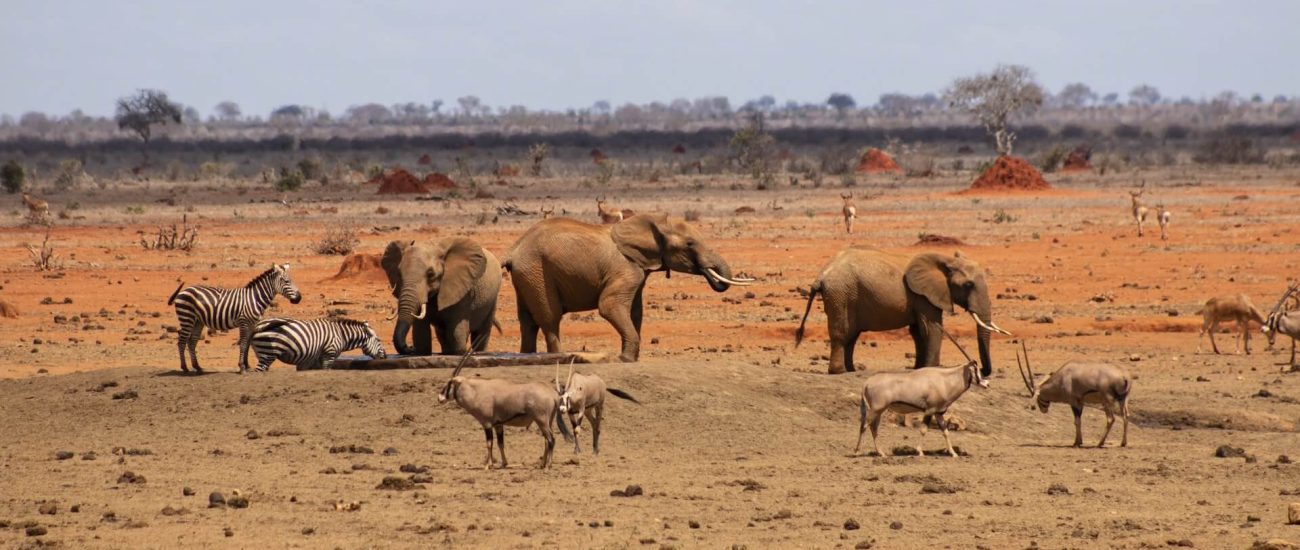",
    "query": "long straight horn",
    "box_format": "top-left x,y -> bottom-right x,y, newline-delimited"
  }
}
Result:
554,361 -> 562,392
566,357 -> 576,388
440,347 -> 475,399
1020,340 -> 1036,384
940,327 -> 976,366
1016,344 -> 1035,396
